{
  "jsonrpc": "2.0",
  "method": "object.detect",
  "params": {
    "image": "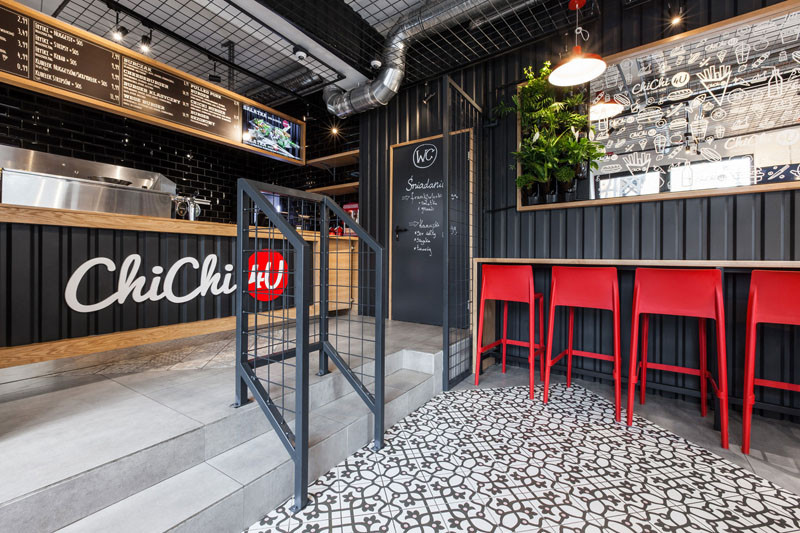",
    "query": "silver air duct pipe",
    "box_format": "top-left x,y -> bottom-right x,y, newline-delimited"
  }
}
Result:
324,0 -> 526,118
